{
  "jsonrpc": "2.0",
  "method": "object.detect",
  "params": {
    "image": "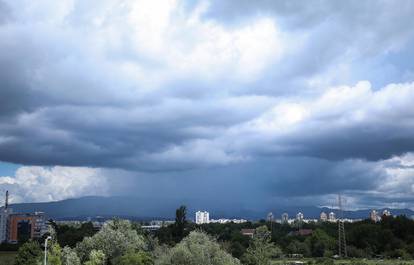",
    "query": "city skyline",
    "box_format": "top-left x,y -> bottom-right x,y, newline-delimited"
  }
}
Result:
1,0 -> 414,213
